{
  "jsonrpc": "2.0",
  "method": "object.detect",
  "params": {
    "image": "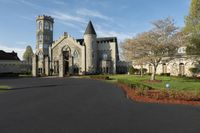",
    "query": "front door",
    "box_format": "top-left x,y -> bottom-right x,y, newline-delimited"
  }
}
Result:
63,51 -> 70,76
64,61 -> 69,75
